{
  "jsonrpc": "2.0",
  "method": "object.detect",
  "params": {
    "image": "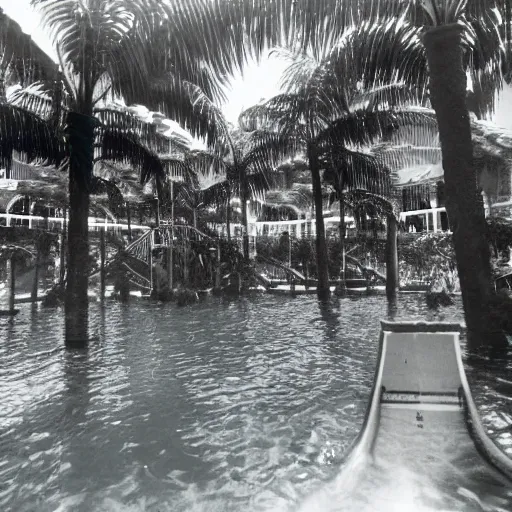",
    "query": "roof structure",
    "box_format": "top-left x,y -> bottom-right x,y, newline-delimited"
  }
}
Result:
392,119 -> 512,189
